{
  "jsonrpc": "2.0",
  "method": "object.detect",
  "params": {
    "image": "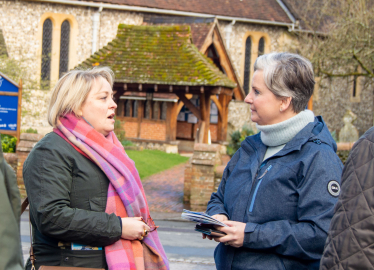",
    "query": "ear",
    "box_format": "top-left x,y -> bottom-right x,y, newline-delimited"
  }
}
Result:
280,97 -> 292,112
